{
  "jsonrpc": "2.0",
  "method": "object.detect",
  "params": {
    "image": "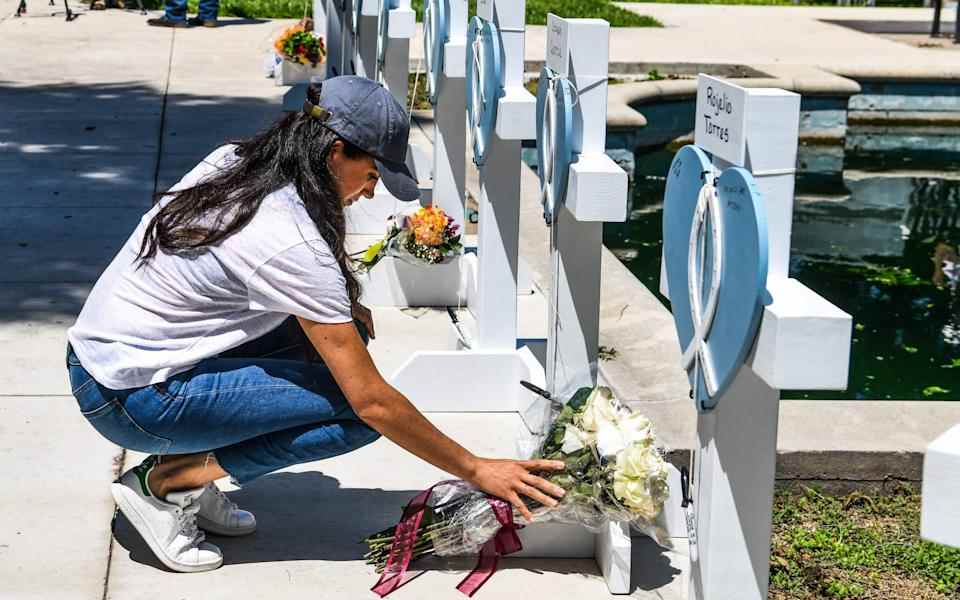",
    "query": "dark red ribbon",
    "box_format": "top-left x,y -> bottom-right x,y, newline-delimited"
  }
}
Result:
370,485 -> 523,598
455,497 -> 523,597
370,482 -> 445,597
